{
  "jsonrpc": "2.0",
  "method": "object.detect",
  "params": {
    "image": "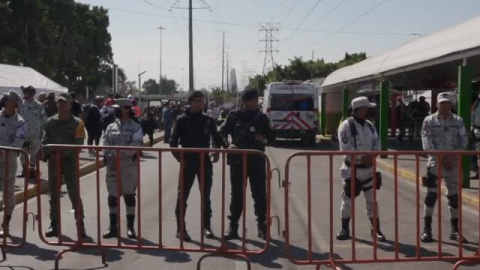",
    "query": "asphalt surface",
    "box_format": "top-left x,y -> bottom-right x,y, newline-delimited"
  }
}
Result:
0,140 -> 479,269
